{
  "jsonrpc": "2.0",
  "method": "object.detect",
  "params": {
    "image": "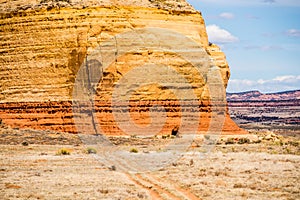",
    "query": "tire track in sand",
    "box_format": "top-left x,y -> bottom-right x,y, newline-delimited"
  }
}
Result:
136,173 -> 201,200
104,154 -> 201,200
93,146 -> 201,200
